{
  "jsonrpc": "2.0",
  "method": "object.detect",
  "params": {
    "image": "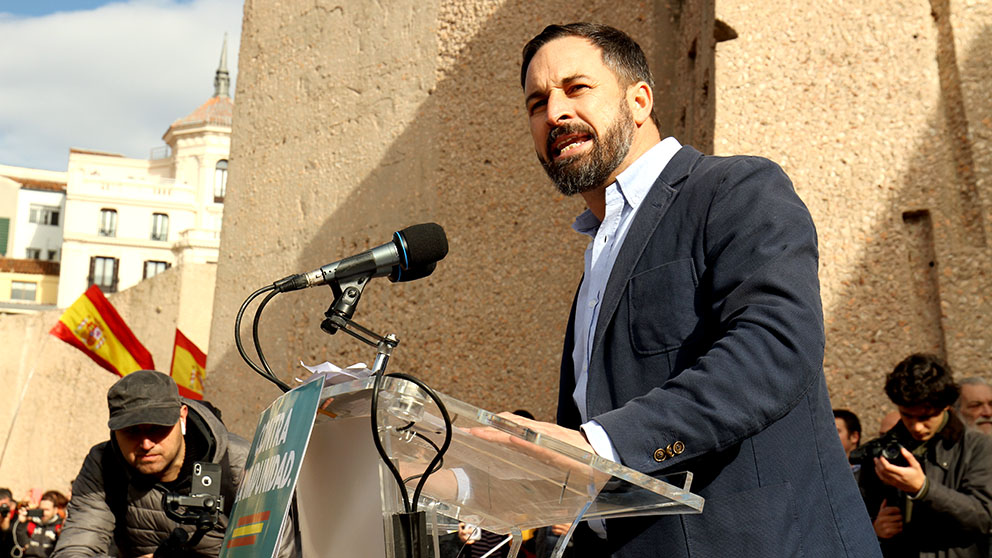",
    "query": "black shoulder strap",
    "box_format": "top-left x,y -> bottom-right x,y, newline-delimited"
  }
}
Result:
100,442 -> 130,552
